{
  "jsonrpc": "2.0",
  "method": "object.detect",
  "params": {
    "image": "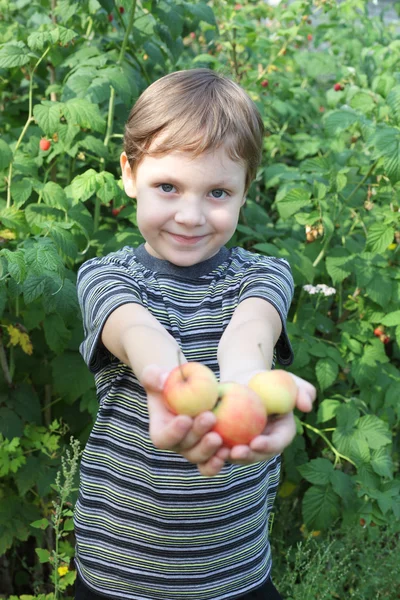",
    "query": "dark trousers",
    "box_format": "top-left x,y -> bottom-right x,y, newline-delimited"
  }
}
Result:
75,573 -> 283,599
